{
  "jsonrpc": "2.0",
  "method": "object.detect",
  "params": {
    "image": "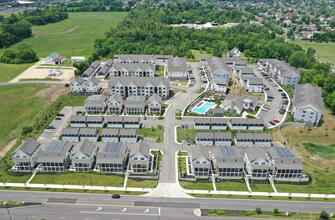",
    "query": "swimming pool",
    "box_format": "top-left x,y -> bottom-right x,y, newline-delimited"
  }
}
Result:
192,103 -> 215,114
